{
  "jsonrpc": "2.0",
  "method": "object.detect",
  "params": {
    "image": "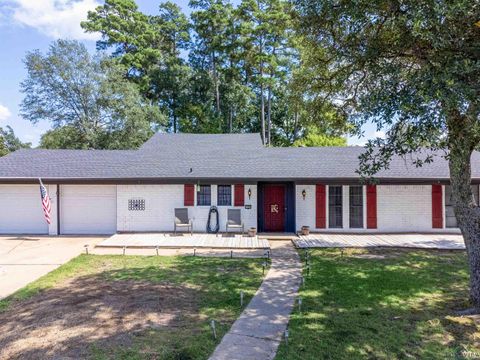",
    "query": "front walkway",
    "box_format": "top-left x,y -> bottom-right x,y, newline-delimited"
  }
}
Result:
98,233 -> 270,249
294,233 -> 465,249
209,241 -> 302,360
